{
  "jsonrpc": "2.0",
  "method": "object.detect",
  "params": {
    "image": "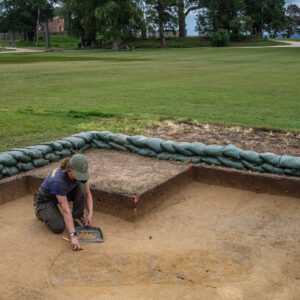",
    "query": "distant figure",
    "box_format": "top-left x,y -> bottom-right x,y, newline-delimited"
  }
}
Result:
127,43 -> 135,51
34,154 -> 94,251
